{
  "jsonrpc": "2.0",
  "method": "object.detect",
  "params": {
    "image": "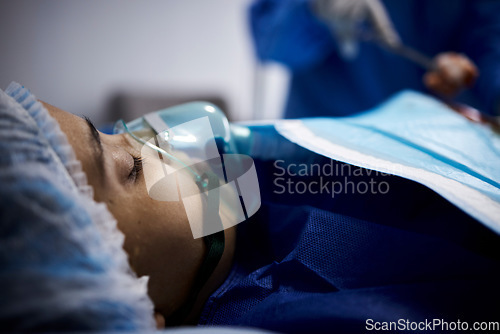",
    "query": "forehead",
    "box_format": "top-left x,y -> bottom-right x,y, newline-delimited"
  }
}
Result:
42,102 -> 85,139
42,101 -> 96,170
